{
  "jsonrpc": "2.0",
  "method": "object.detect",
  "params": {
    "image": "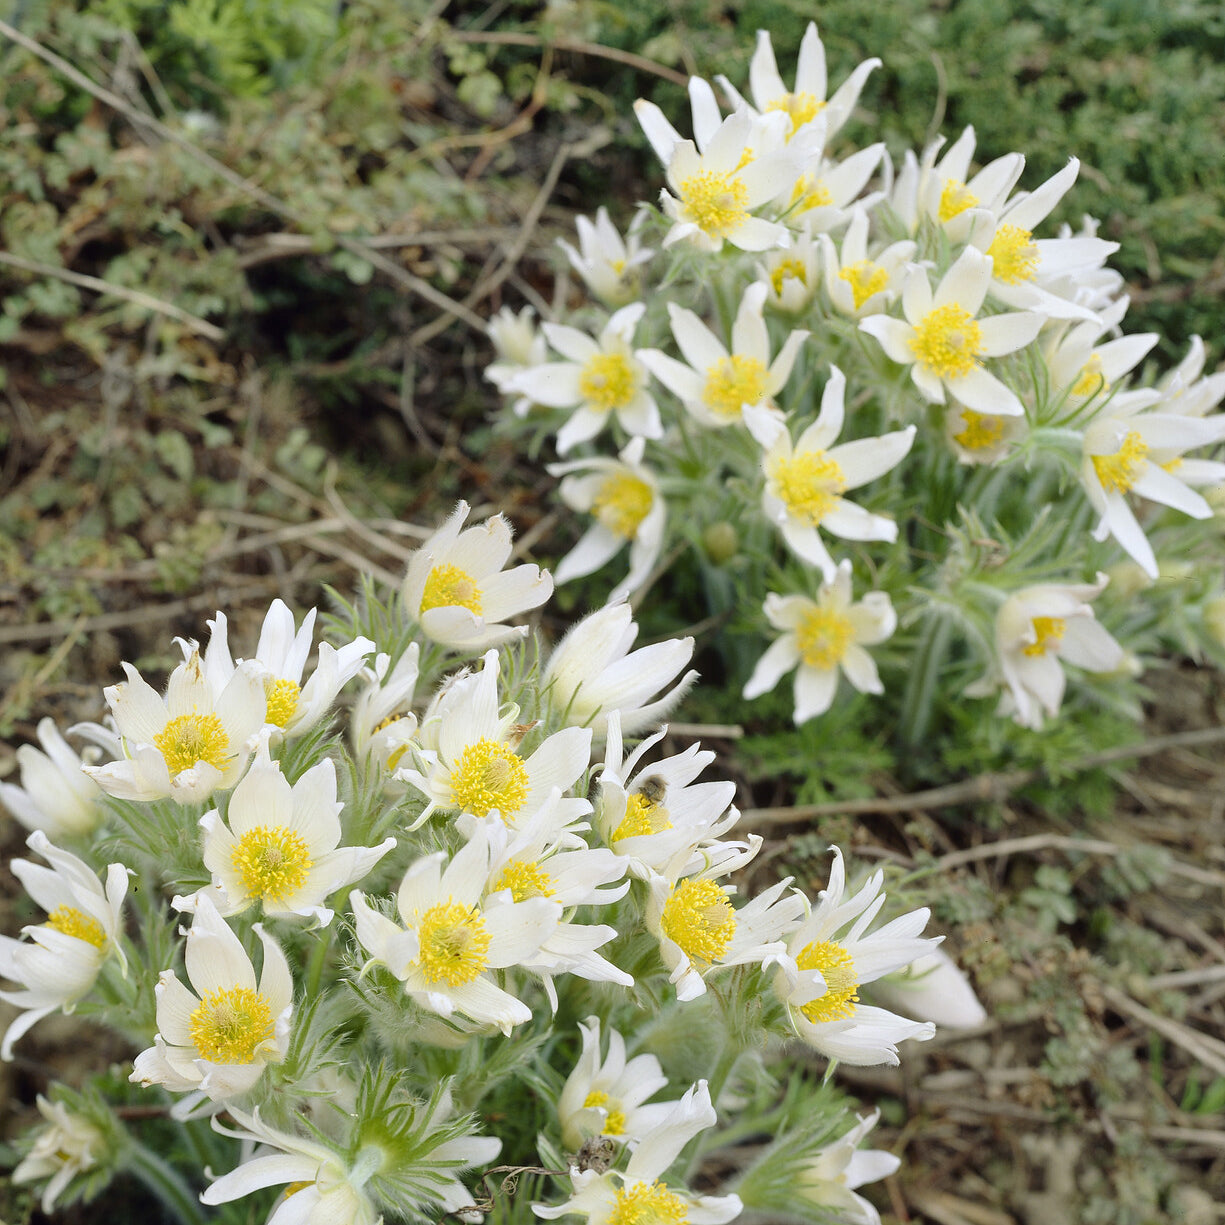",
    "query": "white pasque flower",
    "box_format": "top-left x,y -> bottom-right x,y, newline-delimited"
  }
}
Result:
981,574 -> 1126,729
487,304 -> 549,417
510,304 -> 661,455
398,649 -> 592,831
595,711 -> 743,880
911,125 -> 1025,242
0,832 -> 128,1060
351,834 -> 562,1035
773,848 -> 940,1066
716,22 -> 882,143
744,563 -> 896,724
542,601 -> 697,737
177,746 -> 395,925
13,1096 -> 109,1215
860,246 -> 1045,416
795,1110 -> 900,1225
784,140 -> 887,235
647,869 -> 804,1002
945,402 -> 1027,466
85,648 -> 267,805
818,207 -> 915,318
634,102 -> 799,252
559,207 -> 654,306
350,644 -> 421,774
0,717 -> 106,837
760,225 -> 822,313
746,365 -> 916,578
401,500 -> 553,651
640,281 -> 808,429
1081,407 -> 1225,578
549,436 -> 665,602
870,947 -> 988,1030
558,1016 -> 683,1151
196,600 -> 374,740
535,1081 -> 742,1224
130,893 -> 292,1100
